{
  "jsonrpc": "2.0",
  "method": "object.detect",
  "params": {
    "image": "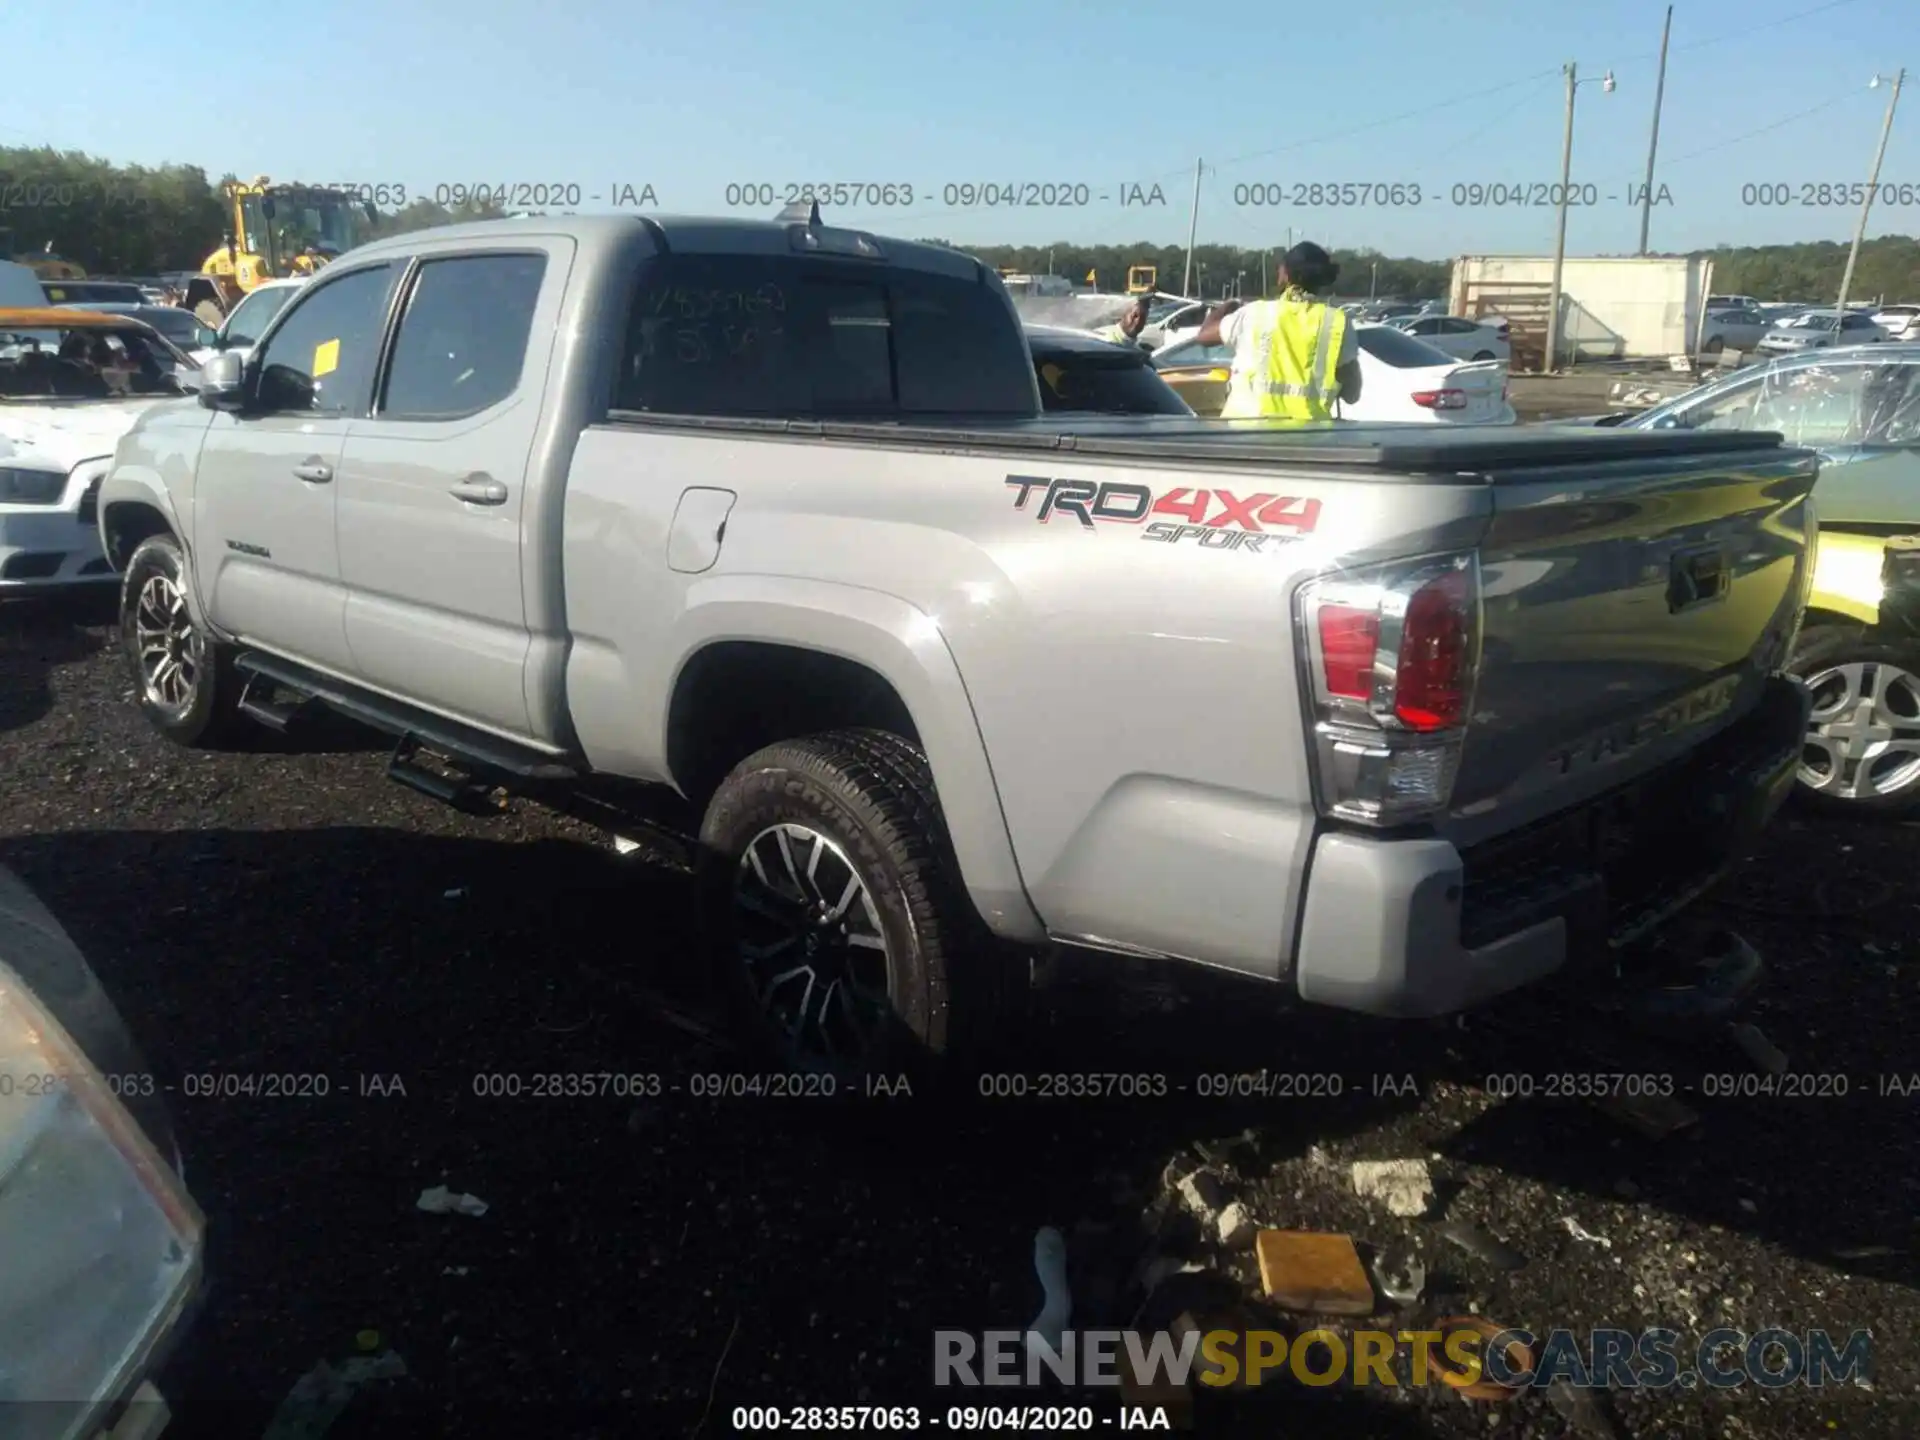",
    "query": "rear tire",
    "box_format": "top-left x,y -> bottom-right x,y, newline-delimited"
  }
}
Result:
119,533 -> 242,748
1703,336 -> 1725,355
697,728 -> 1018,1080
1788,623 -> 1920,816
1472,350 -> 1496,361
